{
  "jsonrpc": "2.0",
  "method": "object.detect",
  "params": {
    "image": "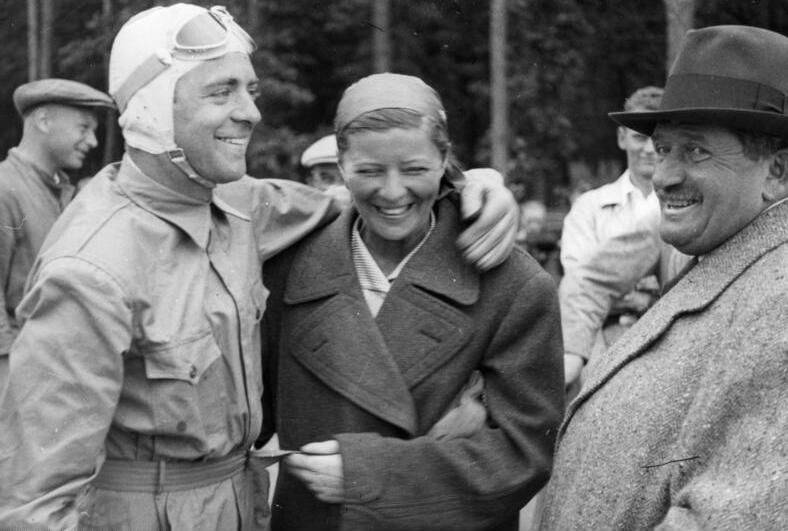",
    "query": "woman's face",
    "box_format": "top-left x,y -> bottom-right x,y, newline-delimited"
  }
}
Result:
340,125 -> 446,256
